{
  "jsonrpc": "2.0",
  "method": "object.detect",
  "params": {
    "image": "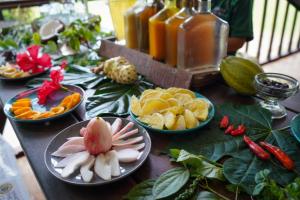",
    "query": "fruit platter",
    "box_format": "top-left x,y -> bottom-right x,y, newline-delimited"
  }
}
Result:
130,87 -> 214,133
45,117 -> 151,185
4,85 -> 84,122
